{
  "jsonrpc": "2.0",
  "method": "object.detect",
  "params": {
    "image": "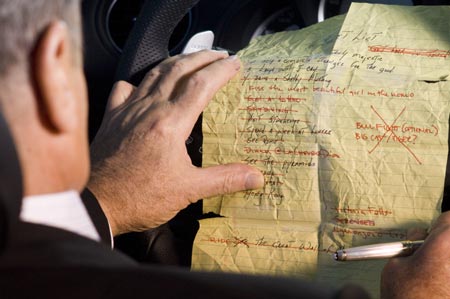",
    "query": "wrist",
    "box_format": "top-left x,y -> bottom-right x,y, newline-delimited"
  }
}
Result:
86,173 -> 121,236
